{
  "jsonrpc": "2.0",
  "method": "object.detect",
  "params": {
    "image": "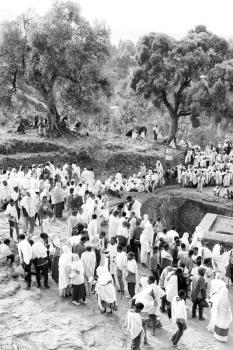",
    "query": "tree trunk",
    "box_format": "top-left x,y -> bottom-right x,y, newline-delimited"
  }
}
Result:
164,112 -> 178,144
44,92 -> 62,136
